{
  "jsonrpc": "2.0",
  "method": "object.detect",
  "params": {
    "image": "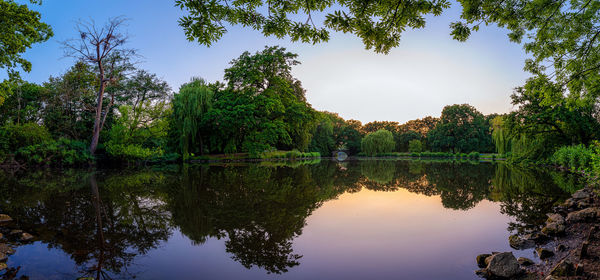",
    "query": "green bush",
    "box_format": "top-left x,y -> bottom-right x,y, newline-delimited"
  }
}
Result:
0,123 -> 52,153
106,142 -> 164,163
361,129 -> 395,156
260,150 -> 320,159
16,138 -> 92,166
551,145 -> 594,172
468,152 -> 480,159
